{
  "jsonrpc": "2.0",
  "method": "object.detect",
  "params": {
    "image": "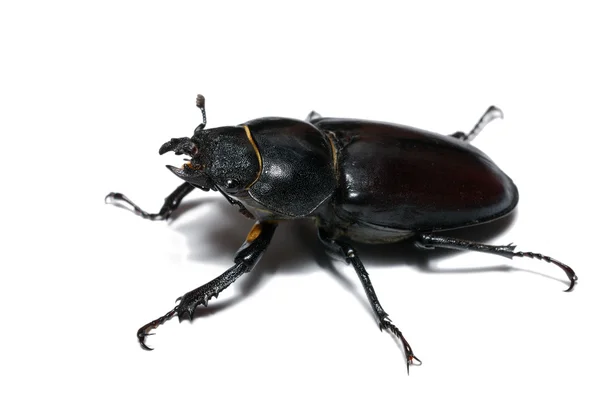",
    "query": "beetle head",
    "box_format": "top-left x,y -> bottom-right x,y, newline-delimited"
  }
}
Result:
158,95 -> 261,194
